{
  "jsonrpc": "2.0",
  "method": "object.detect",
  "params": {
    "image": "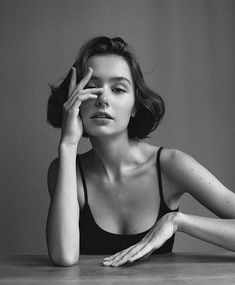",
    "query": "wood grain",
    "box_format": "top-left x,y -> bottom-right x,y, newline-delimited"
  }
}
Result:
0,252 -> 235,284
